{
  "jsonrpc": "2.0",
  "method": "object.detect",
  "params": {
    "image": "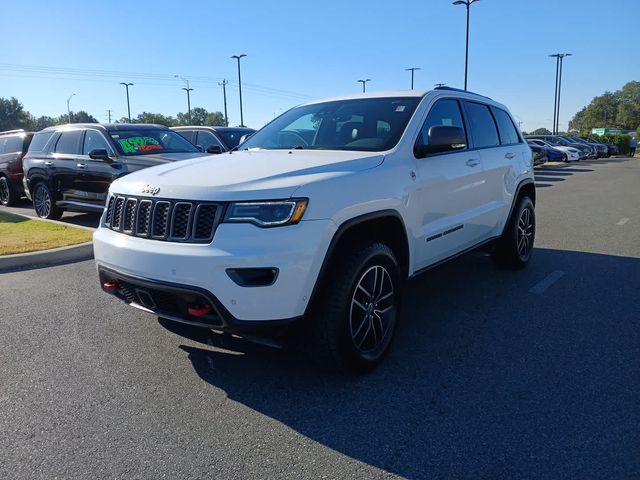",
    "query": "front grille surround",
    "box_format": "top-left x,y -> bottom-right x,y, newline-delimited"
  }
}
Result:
105,194 -> 224,243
